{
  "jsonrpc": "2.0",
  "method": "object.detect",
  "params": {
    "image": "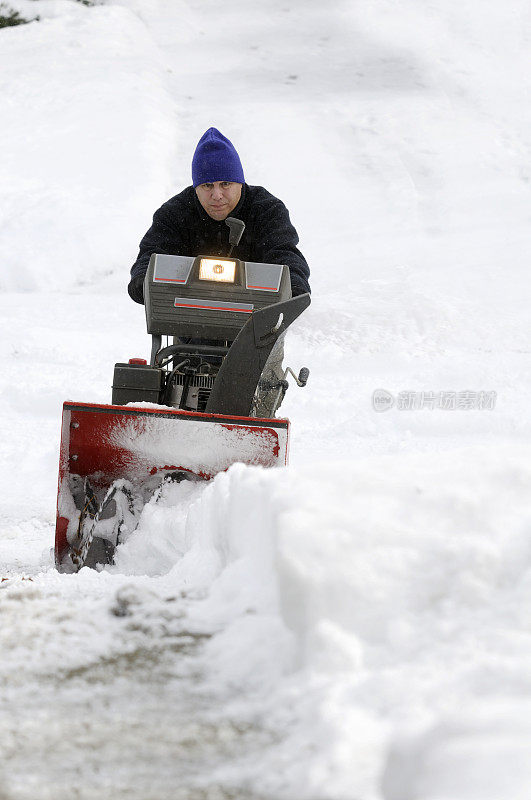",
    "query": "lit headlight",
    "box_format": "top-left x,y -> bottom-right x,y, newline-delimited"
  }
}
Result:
199,258 -> 236,283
